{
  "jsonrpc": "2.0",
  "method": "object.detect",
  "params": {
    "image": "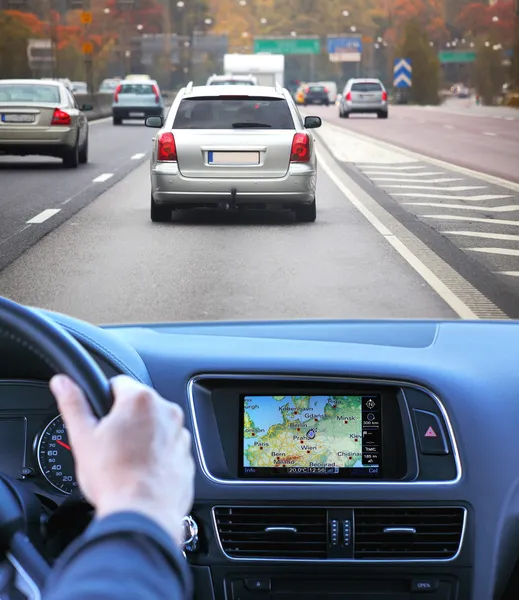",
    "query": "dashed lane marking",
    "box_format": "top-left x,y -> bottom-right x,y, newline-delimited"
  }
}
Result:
92,173 -> 114,183
26,209 -> 61,224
